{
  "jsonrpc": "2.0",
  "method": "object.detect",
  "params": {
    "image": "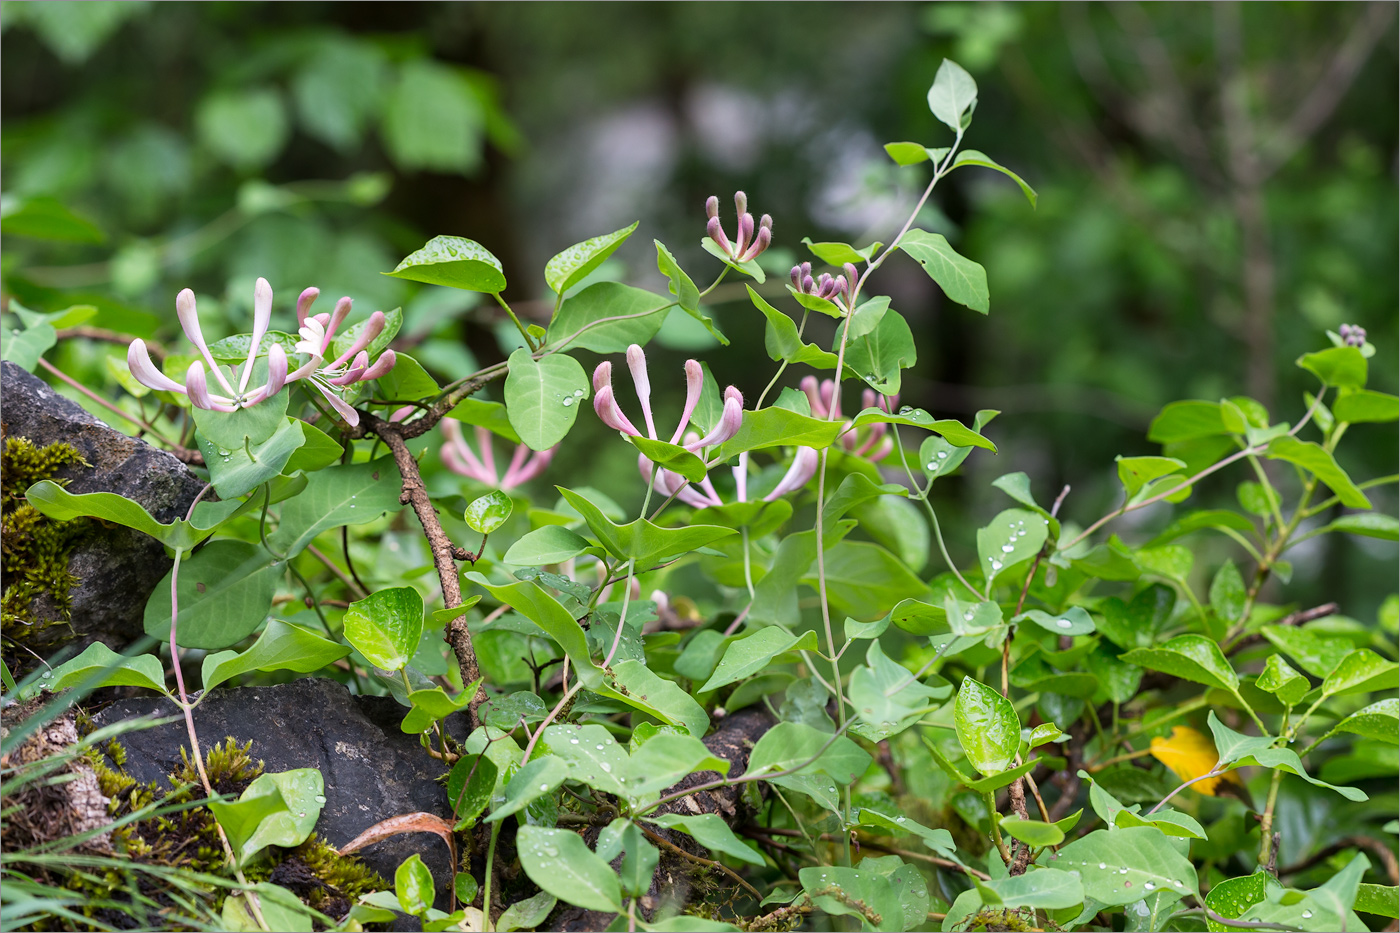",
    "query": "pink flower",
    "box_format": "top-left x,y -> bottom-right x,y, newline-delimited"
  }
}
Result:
441,420 -> 556,491
706,191 -> 773,264
593,345 -> 743,452
125,279 -> 398,428
801,376 -> 896,461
